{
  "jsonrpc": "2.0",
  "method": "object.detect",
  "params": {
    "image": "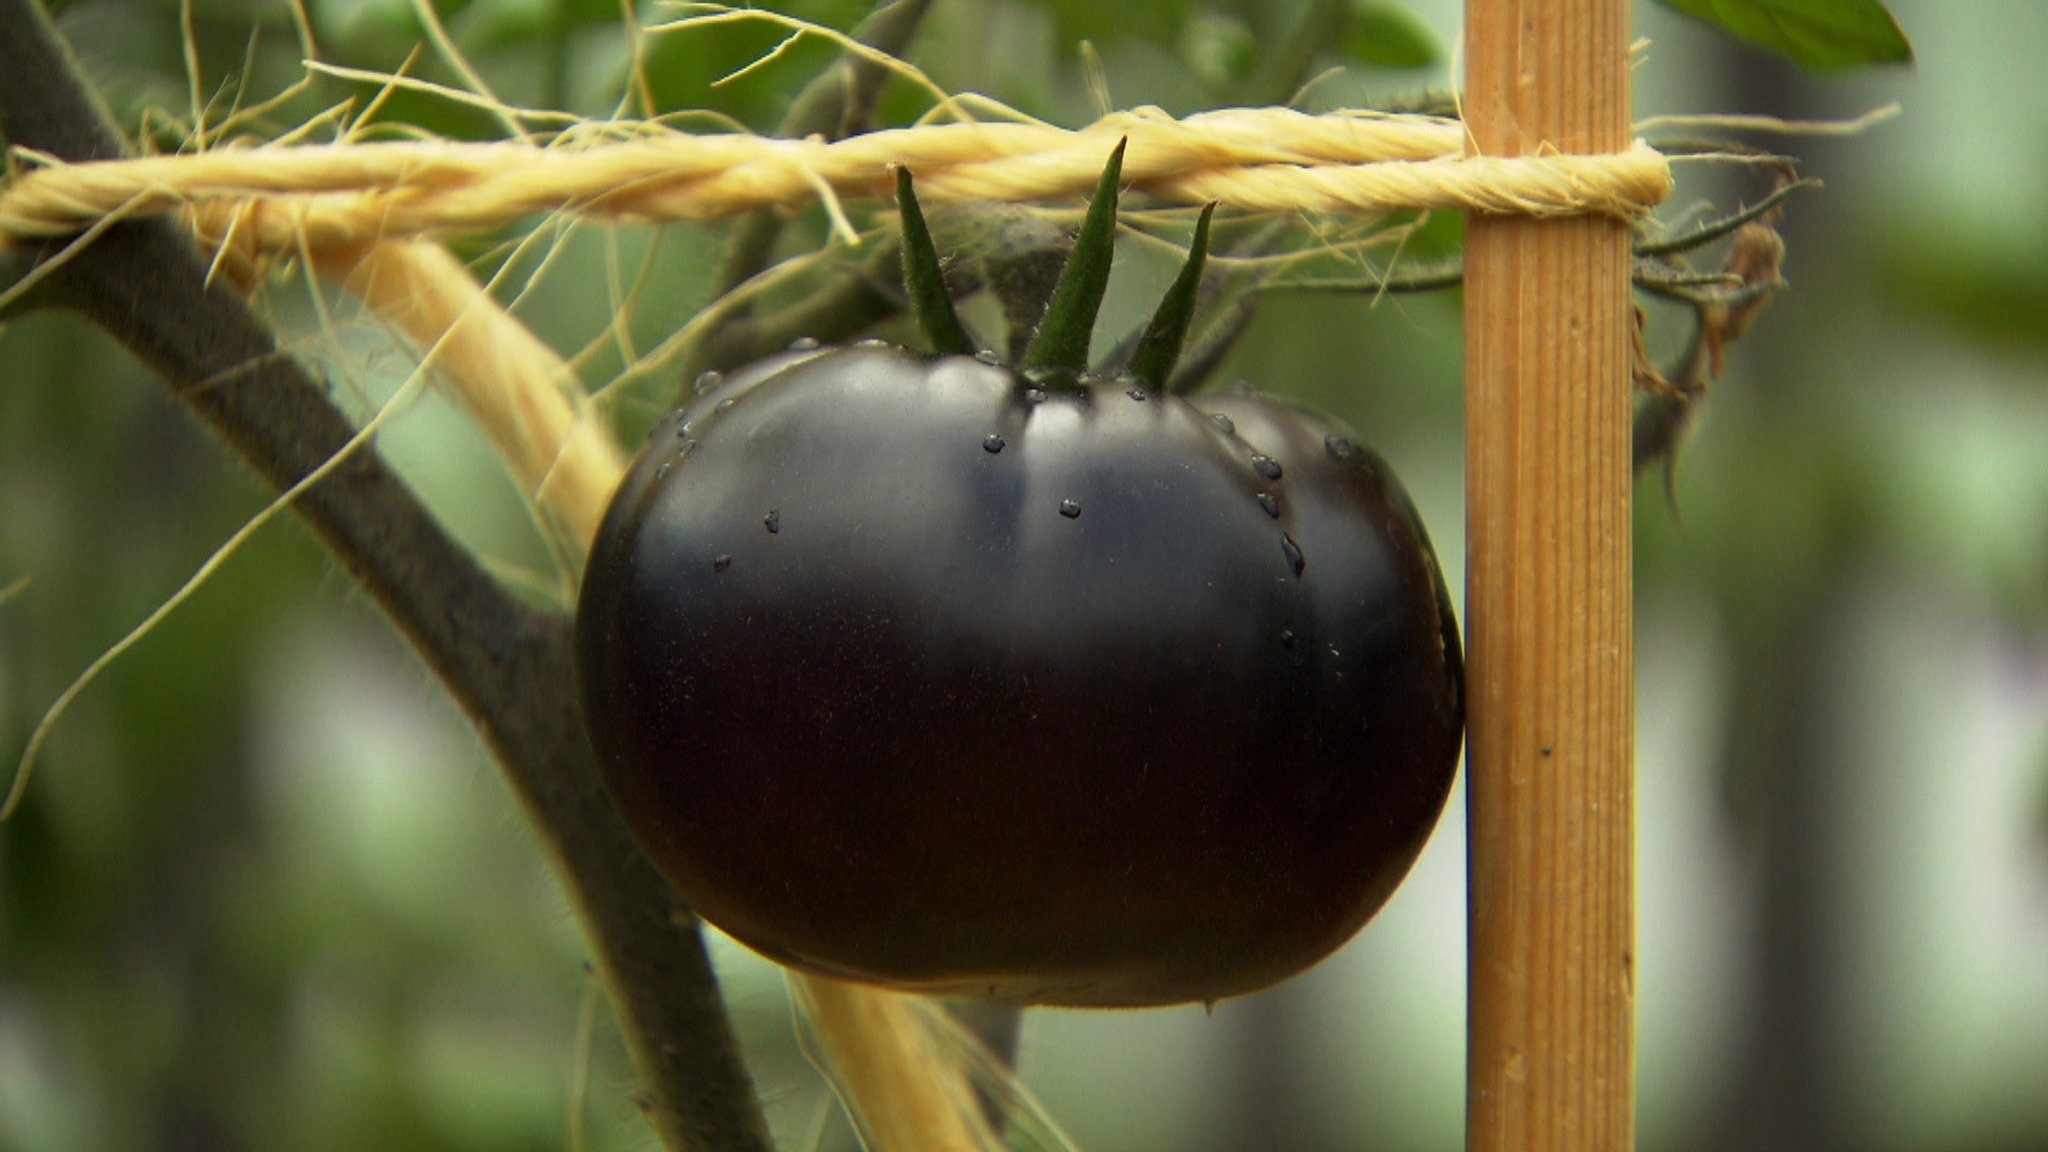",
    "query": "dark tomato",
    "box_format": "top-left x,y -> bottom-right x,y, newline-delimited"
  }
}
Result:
575,344 -> 1463,1007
